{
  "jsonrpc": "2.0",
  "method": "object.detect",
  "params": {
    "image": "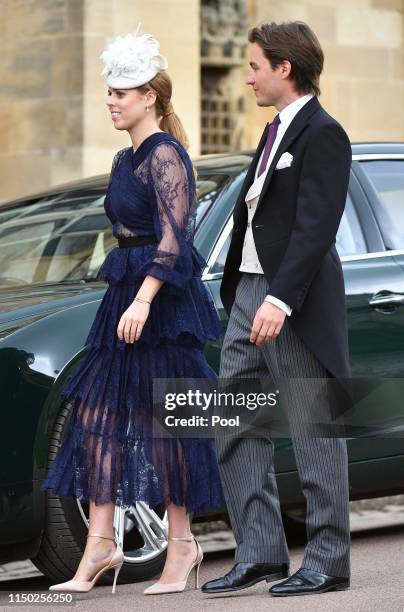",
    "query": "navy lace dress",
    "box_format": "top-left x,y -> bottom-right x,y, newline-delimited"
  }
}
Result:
41,132 -> 224,513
